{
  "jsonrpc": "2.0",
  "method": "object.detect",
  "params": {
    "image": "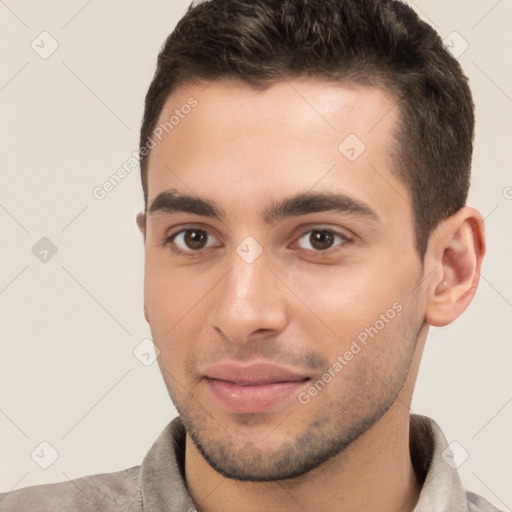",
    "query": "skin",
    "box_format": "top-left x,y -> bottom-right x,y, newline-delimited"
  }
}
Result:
137,78 -> 485,512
